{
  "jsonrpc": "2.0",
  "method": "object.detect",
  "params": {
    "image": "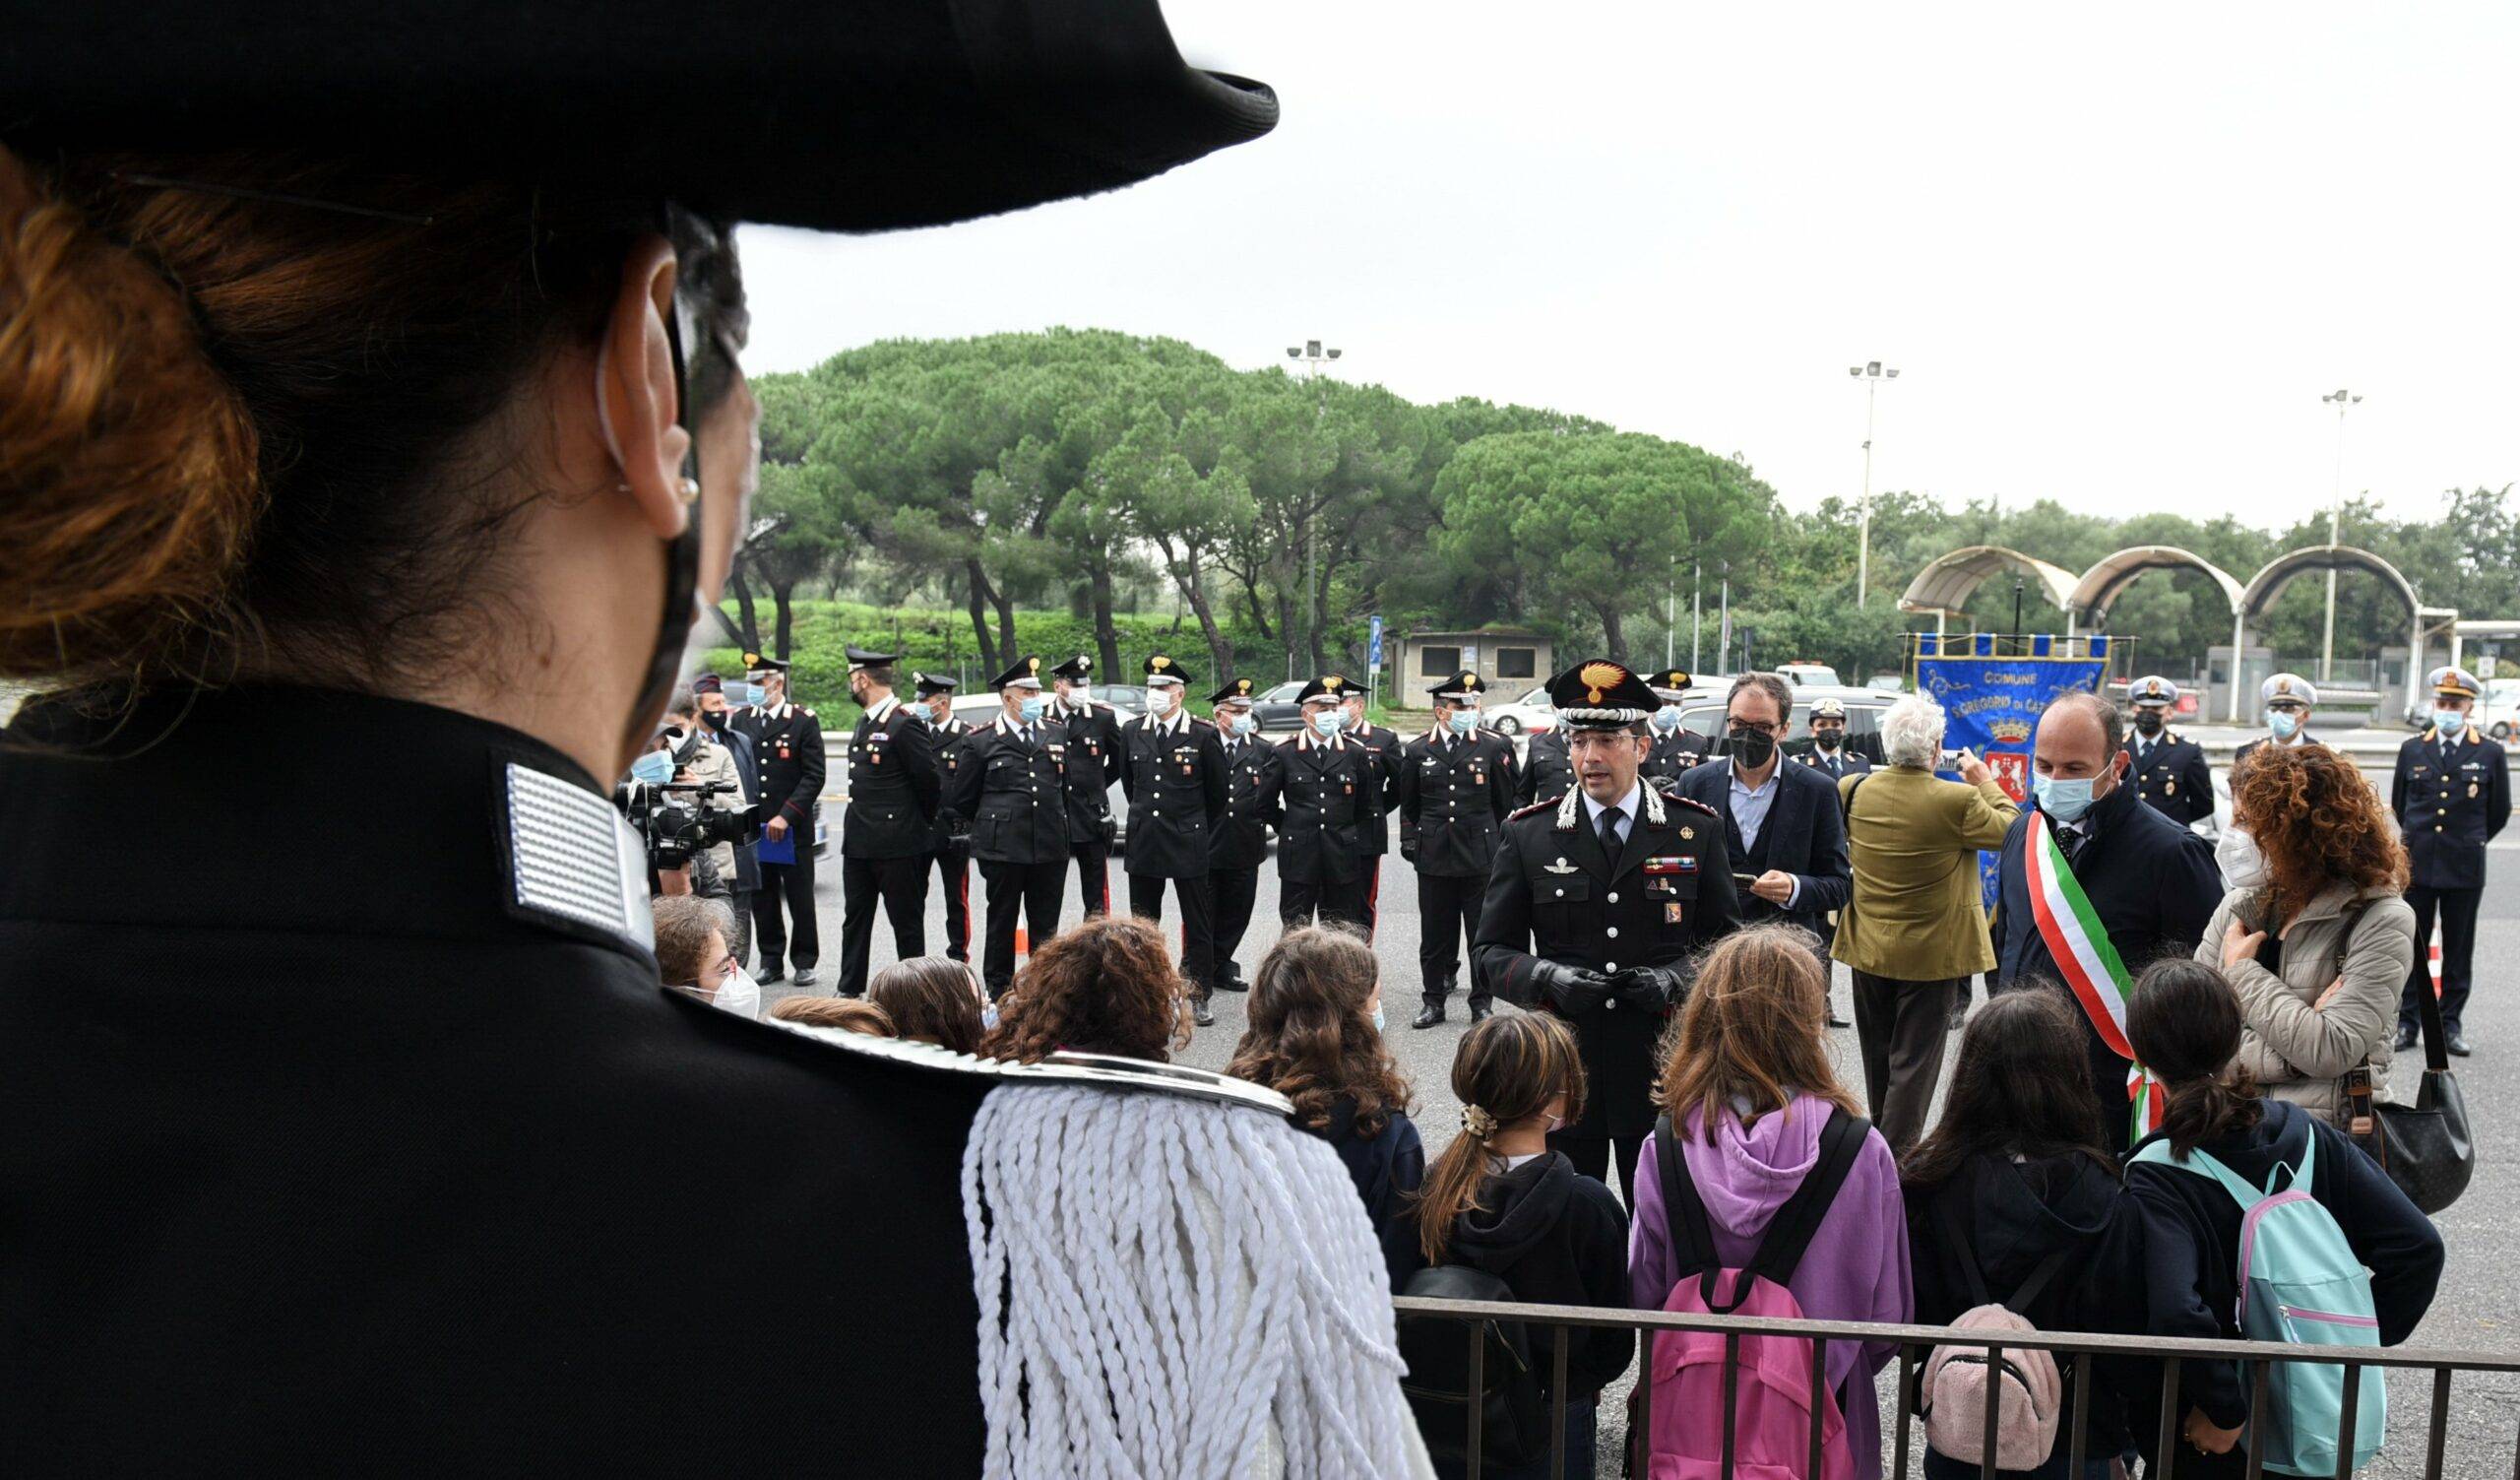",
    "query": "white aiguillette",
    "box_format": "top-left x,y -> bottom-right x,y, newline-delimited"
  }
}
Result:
748,1015 -> 1294,1118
